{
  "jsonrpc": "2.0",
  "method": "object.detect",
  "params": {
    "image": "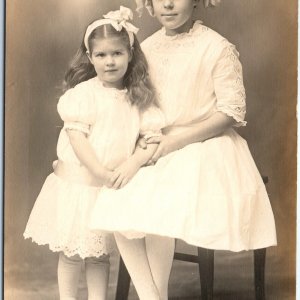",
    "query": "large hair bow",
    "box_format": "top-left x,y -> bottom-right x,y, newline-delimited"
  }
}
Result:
135,0 -> 221,17
84,6 -> 139,50
103,6 -> 139,35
